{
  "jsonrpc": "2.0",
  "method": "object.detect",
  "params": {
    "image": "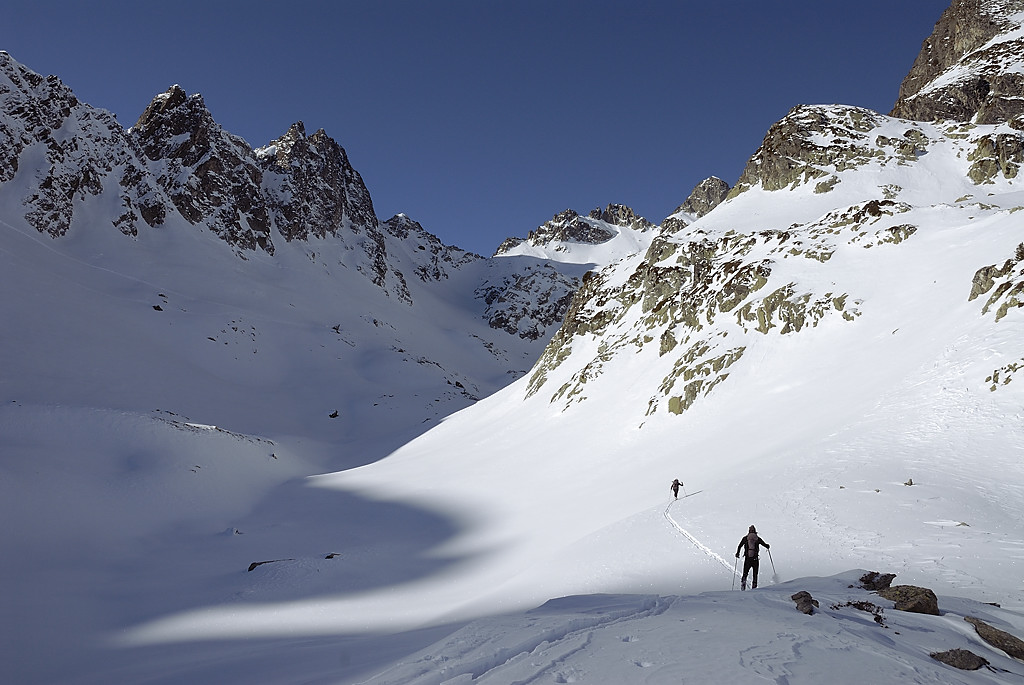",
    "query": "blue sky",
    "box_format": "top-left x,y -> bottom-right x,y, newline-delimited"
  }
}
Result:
4,1 -> 950,255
